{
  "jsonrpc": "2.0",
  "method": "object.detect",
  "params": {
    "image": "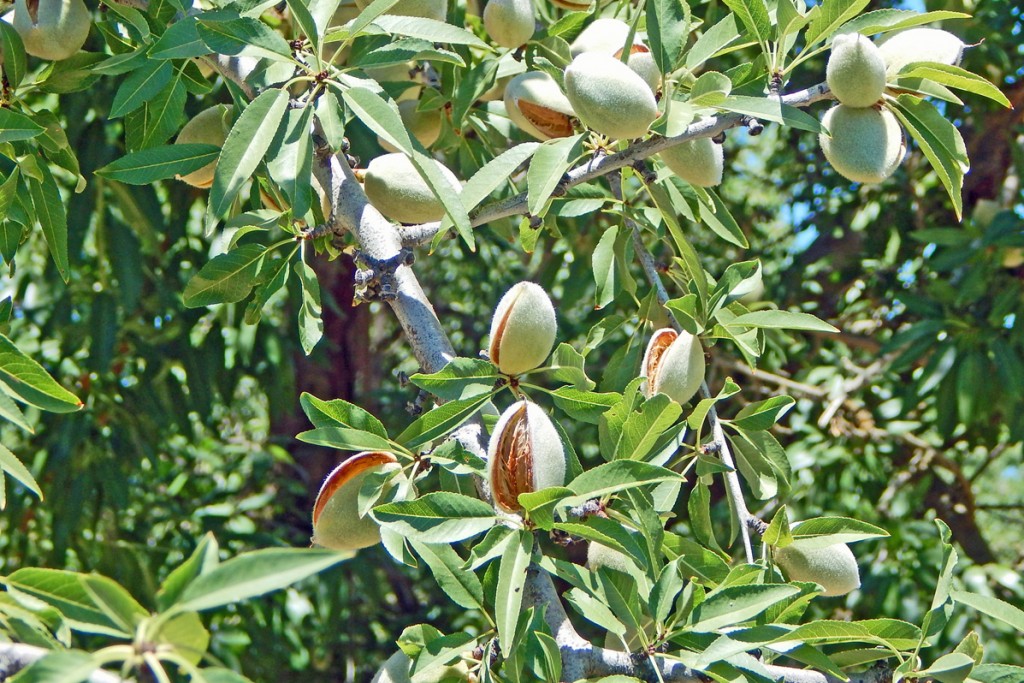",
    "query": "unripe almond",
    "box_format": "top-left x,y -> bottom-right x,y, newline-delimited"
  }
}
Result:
487,400 -> 567,513
312,451 -> 398,551
587,542 -> 633,574
174,104 -> 233,189
878,27 -> 966,77
618,45 -> 661,93
504,71 -> 576,141
827,33 -> 887,108
774,539 -> 861,597
569,18 -> 631,57
641,328 -> 705,405
378,100 -> 442,153
564,52 -> 658,139
371,650 -> 470,683
365,62 -> 424,102
363,153 -> 460,224
819,104 -> 906,184
13,0 -> 91,61
488,281 -> 557,376
483,0 -> 535,49
659,136 -> 724,187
